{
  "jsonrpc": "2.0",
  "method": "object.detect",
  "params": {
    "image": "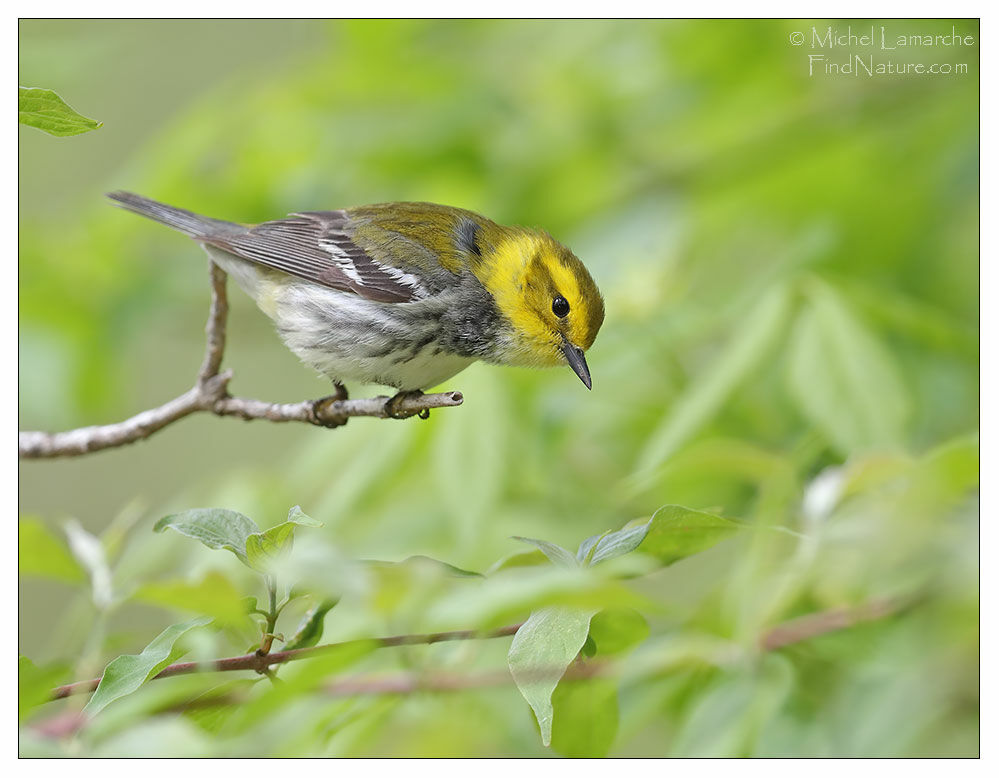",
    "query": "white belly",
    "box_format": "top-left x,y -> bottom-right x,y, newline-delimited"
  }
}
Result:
263,276 -> 474,391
